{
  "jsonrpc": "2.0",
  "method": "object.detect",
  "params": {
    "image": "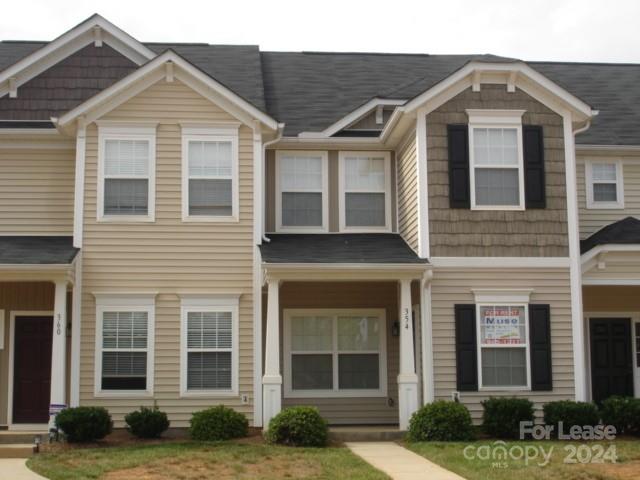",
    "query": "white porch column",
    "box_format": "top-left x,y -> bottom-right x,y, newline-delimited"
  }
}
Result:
49,280 -> 68,429
263,278 -> 282,427
398,278 -> 419,430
